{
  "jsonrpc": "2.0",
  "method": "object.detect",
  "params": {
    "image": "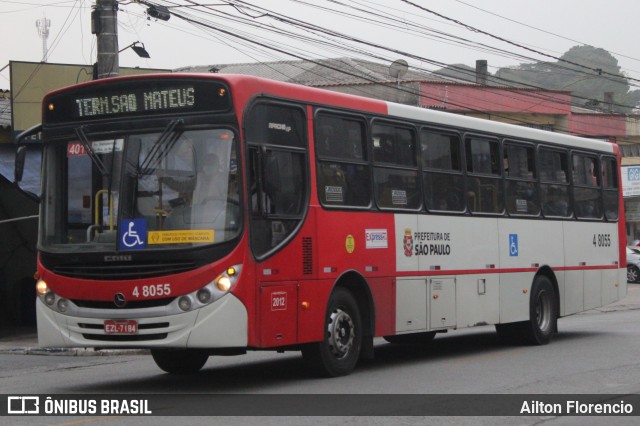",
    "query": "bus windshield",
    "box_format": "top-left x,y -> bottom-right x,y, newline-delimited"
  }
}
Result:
40,127 -> 241,252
